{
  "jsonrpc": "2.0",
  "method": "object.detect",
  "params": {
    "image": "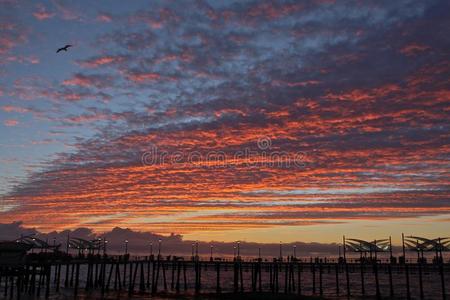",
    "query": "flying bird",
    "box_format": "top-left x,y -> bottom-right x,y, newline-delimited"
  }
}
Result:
56,45 -> 72,53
